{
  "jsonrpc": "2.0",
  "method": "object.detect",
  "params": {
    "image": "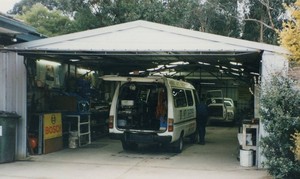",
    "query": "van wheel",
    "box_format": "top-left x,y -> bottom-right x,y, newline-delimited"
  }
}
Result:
121,140 -> 137,151
190,130 -> 199,144
173,135 -> 183,153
